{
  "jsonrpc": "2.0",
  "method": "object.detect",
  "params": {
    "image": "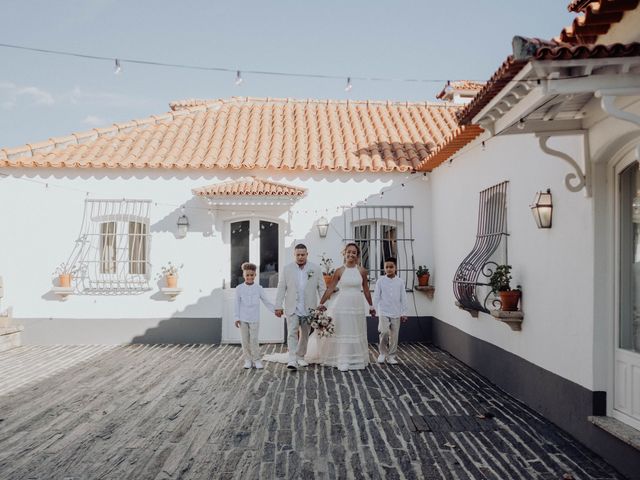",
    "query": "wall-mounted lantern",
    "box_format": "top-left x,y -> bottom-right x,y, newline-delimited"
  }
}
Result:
530,189 -> 553,229
316,216 -> 329,238
177,214 -> 190,238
